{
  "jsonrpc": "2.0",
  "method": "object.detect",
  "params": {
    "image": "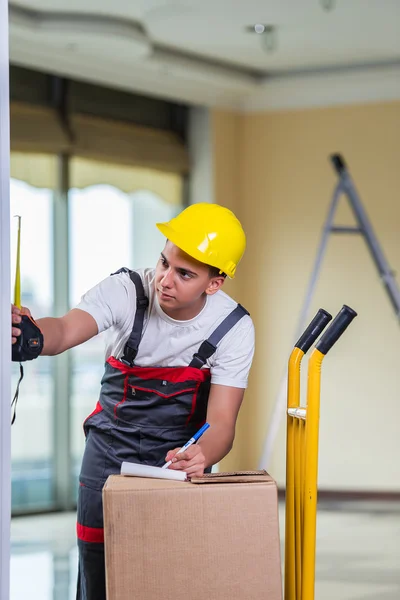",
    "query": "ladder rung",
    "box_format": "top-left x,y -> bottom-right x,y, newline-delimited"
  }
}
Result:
288,407 -> 307,420
330,226 -> 363,234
